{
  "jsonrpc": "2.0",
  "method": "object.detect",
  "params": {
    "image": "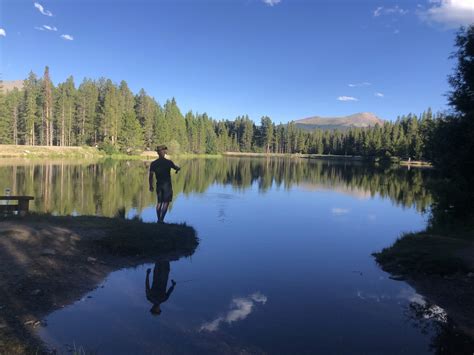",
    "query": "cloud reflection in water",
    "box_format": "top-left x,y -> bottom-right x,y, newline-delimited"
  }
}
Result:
200,292 -> 267,332
331,207 -> 350,215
